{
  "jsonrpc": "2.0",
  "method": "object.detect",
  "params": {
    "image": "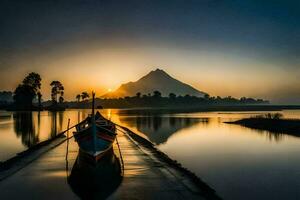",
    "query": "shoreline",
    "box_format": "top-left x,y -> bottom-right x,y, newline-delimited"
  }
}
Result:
226,118 -> 300,137
0,125 -> 76,181
2,104 -> 300,112
117,124 -> 221,199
